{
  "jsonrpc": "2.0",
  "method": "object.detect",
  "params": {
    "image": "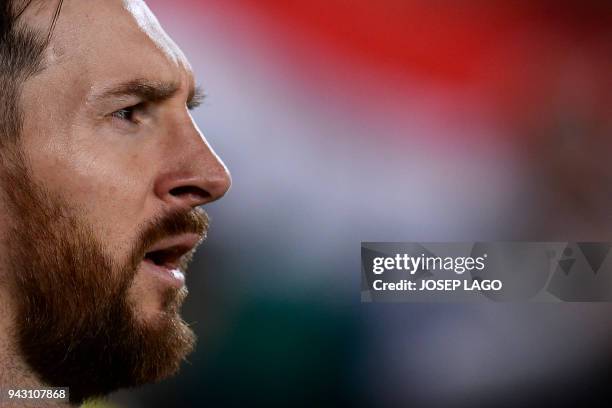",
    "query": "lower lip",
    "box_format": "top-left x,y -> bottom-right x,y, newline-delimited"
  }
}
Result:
140,259 -> 185,289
